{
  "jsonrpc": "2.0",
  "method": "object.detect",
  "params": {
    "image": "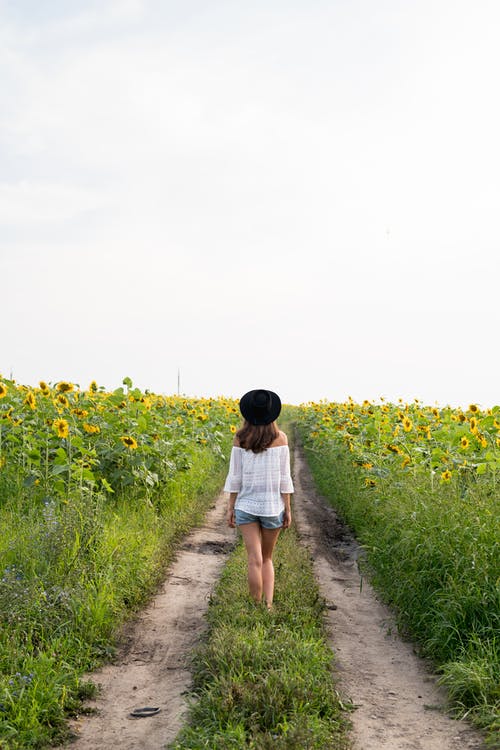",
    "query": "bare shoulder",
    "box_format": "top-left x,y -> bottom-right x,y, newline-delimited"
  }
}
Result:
272,430 -> 288,447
